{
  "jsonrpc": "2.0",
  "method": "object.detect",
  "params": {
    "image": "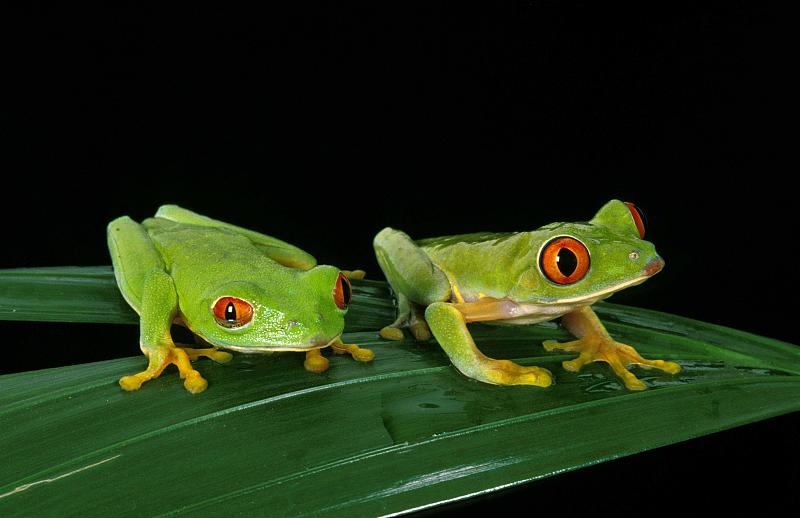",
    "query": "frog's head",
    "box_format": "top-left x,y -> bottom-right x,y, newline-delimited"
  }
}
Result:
188,265 -> 351,352
511,199 -> 664,306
